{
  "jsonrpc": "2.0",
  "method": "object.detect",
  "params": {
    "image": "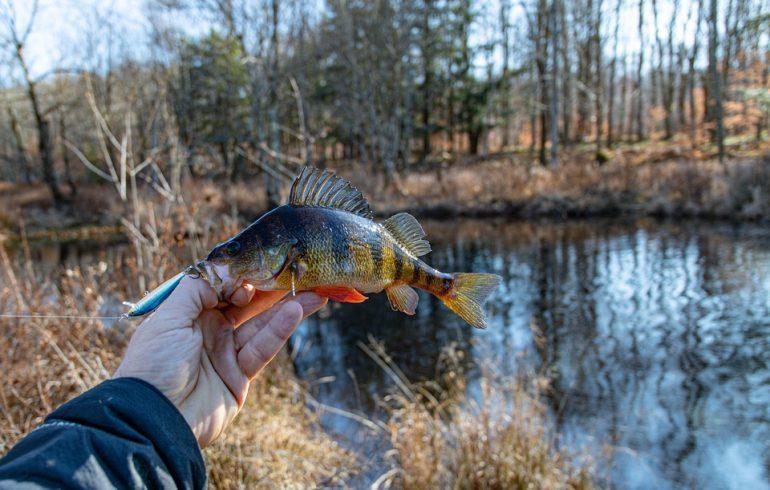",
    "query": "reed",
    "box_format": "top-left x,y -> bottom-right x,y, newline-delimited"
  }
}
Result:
364,340 -> 596,490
